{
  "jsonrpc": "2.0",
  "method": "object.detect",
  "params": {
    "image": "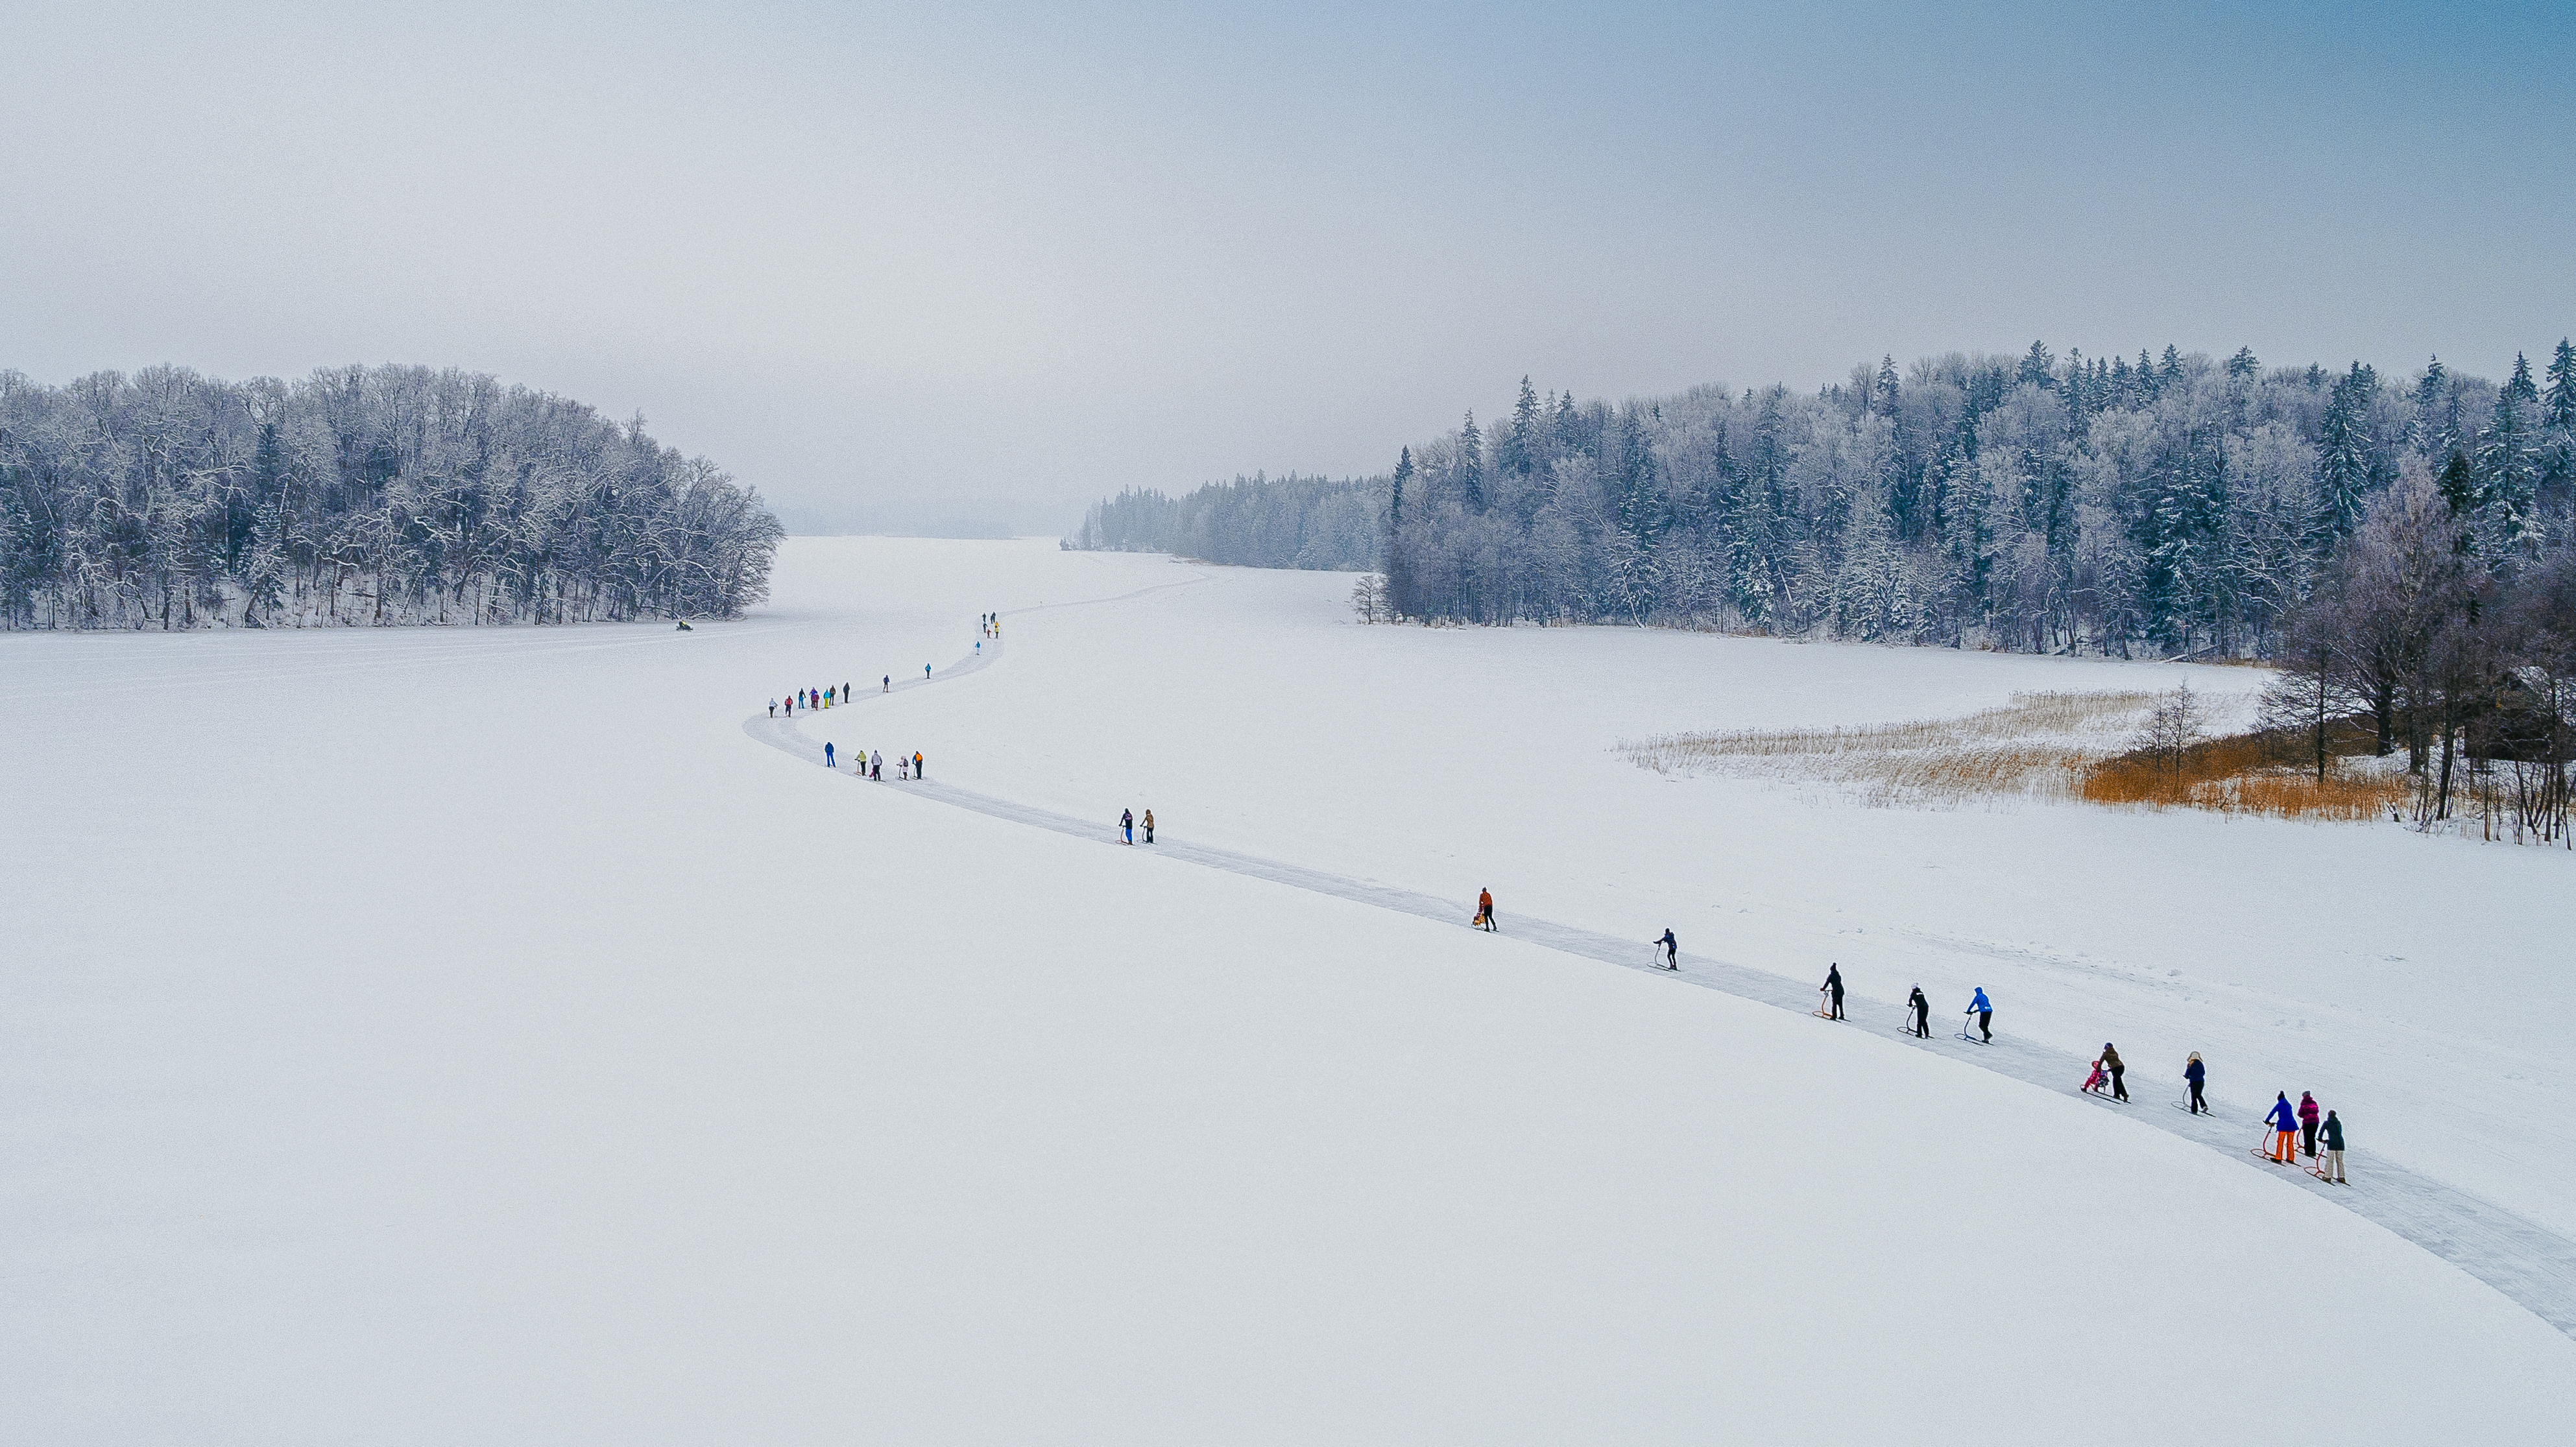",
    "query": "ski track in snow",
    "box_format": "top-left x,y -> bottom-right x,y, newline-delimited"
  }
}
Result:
741,582 -> 2576,1344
